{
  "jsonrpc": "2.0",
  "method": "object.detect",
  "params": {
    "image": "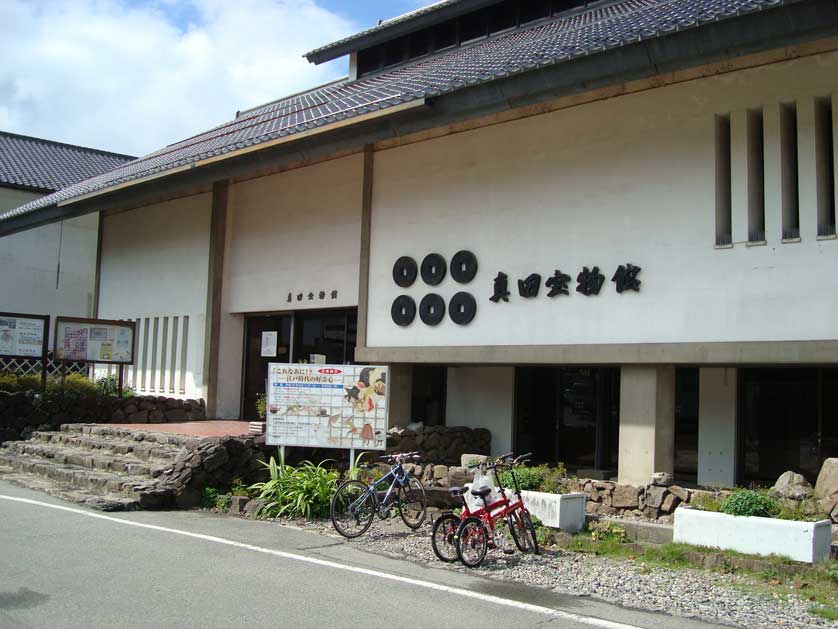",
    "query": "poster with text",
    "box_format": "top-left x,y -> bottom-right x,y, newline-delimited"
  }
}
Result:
0,316 -> 46,358
54,319 -> 134,364
266,364 -> 388,450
